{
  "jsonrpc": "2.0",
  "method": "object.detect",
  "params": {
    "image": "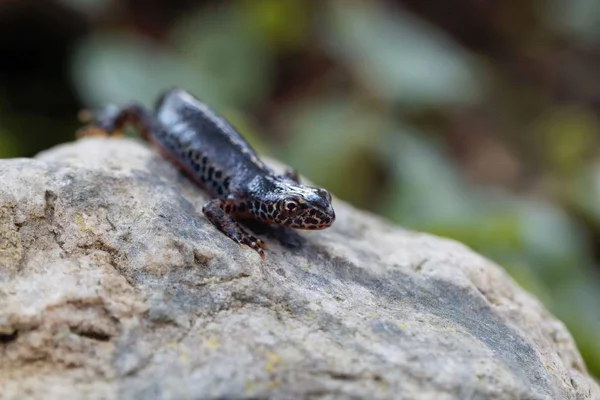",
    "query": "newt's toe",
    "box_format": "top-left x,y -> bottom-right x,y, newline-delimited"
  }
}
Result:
256,247 -> 266,260
243,236 -> 267,260
76,126 -> 109,139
